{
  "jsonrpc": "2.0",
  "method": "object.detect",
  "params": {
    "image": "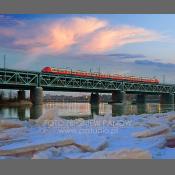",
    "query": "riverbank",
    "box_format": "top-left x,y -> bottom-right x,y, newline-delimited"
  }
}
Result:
1,110 -> 175,159
0,100 -> 32,107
